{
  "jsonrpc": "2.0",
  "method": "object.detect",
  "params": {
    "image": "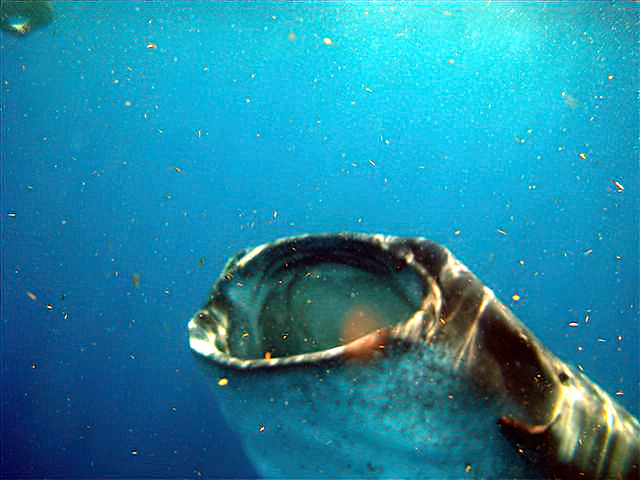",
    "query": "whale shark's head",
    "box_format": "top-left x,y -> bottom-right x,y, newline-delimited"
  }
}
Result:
189,233 -> 639,479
